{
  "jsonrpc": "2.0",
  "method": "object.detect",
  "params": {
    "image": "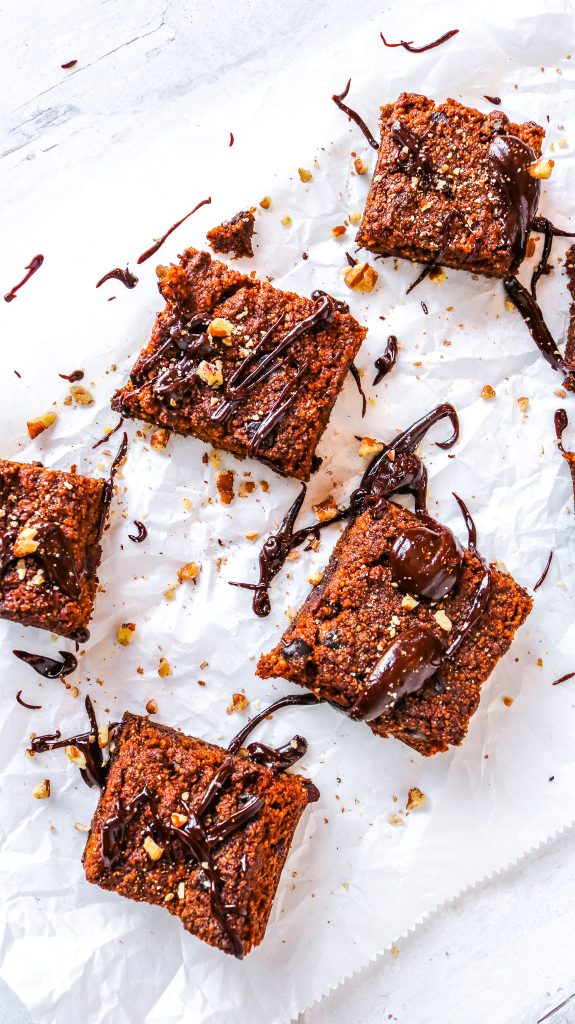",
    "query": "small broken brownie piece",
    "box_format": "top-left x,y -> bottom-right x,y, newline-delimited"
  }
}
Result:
0,460 -> 107,639
259,500 -> 532,755
356,93 -> 545,279
207,208 -> 256,259
112,248 -> 366,480
83,711 -> 318,957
